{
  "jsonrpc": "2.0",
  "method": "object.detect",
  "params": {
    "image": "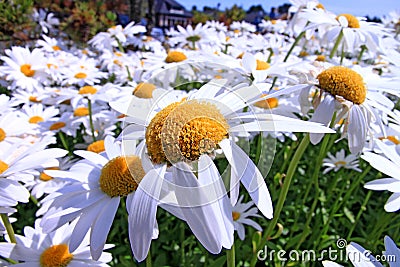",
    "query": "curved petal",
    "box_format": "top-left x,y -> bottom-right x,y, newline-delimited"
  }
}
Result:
219,139 -> 273,219
385,193 -> 400,212
129,165 -> 166,262
309,94 -> 336,145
